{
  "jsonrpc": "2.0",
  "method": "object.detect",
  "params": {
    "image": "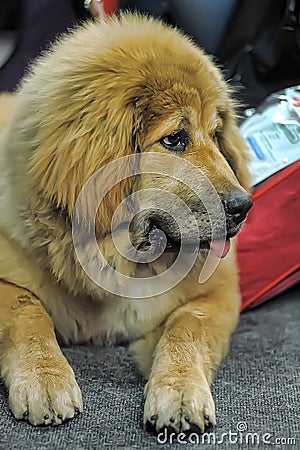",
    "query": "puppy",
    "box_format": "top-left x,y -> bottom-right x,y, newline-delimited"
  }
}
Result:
0,14 -> 252,432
